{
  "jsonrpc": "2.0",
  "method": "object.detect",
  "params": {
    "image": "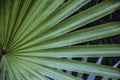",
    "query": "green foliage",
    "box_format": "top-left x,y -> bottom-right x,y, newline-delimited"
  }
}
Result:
0,0 -> 120,80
